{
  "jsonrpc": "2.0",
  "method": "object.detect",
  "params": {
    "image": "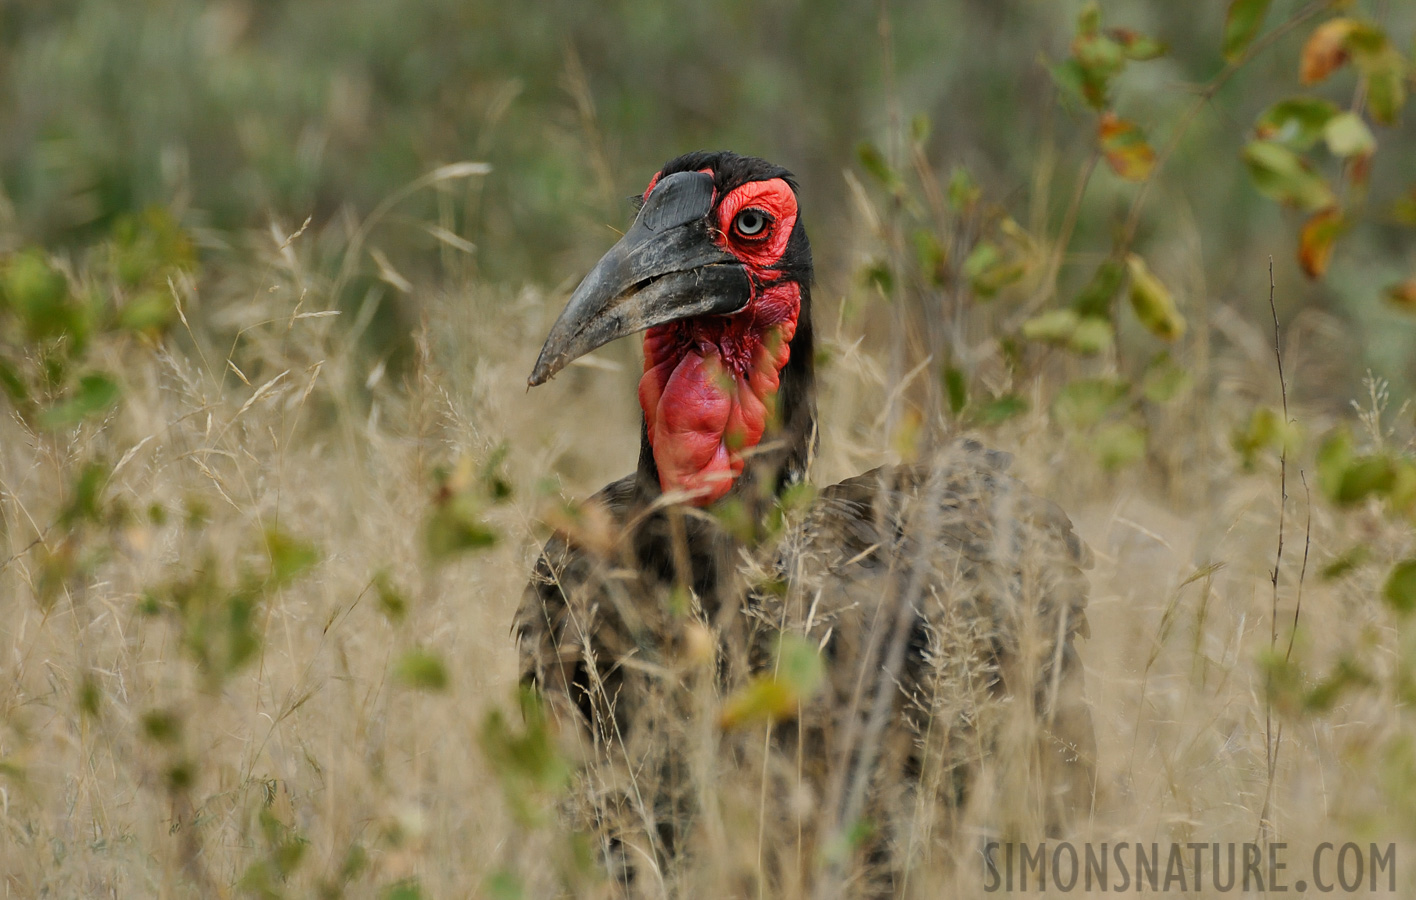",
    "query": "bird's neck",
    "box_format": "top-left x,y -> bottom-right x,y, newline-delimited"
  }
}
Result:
637,280 -> 815,506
